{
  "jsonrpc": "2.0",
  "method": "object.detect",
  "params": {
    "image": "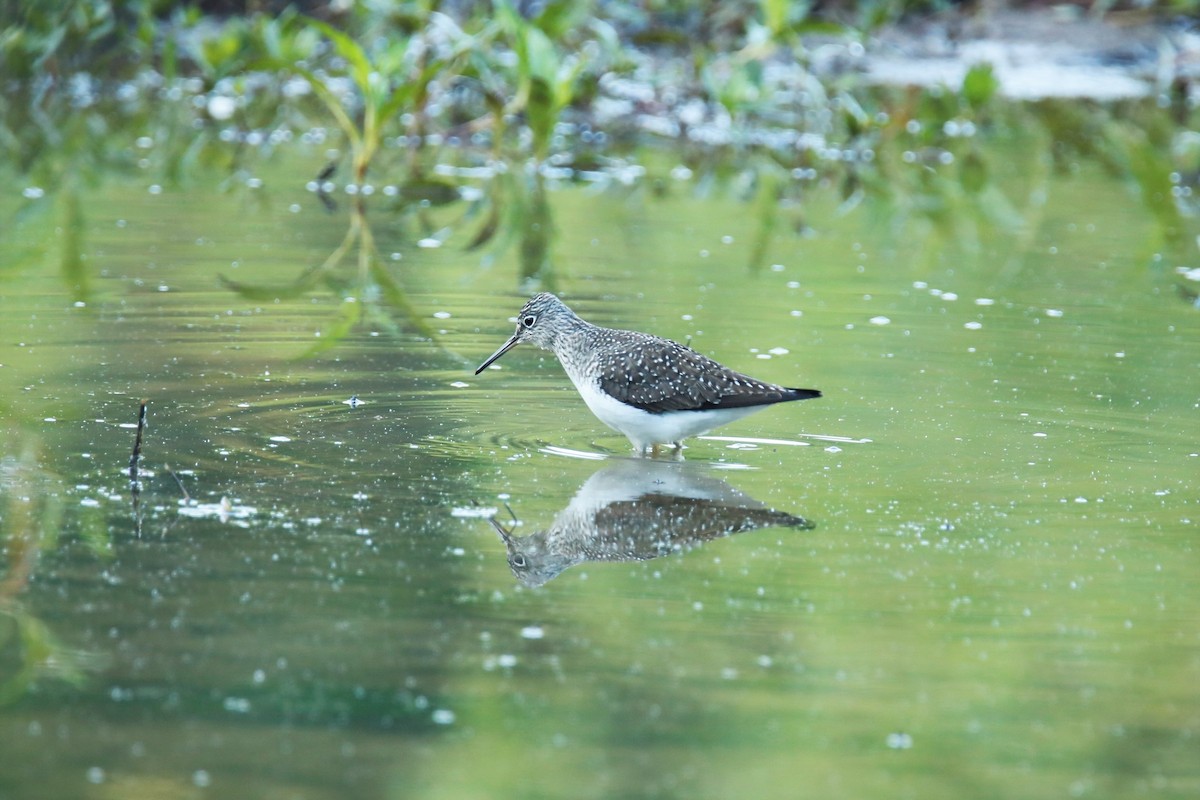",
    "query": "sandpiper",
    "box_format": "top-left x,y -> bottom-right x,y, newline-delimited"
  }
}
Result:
475,293 -> 821,453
